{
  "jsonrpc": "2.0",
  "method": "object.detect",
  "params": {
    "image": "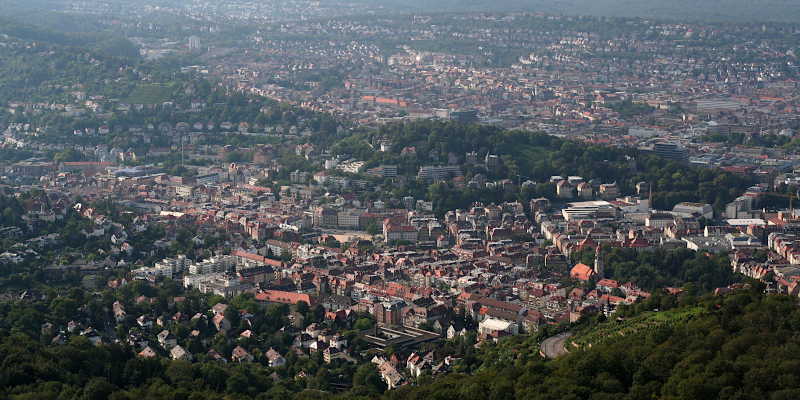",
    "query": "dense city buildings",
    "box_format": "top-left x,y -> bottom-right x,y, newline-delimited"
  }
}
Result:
2,1 -> 800,399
